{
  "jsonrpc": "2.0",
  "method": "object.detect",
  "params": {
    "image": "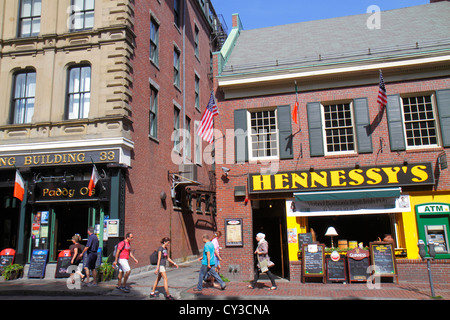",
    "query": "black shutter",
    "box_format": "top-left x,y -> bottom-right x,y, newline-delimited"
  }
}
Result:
277,105 -> 293,159
307,102 -> 324,157
386,94 -> 406,151
234,109 -> 248,163
436,89 -> 450,147
353,98 -> 373,153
